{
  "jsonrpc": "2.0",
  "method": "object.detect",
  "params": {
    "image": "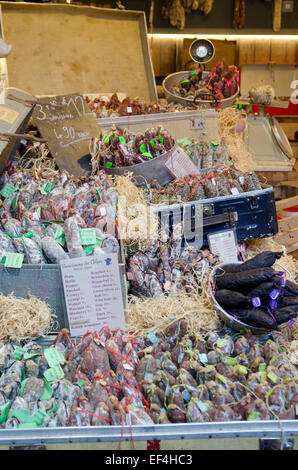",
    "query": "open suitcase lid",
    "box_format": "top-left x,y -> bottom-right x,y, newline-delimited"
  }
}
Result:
0,2 -> 157,103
